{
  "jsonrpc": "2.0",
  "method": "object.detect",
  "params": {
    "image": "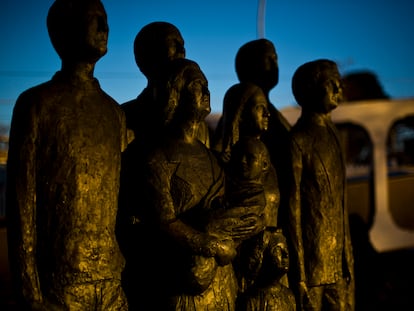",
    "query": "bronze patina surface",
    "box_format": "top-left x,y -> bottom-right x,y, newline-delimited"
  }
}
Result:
6,0 -> 128,309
